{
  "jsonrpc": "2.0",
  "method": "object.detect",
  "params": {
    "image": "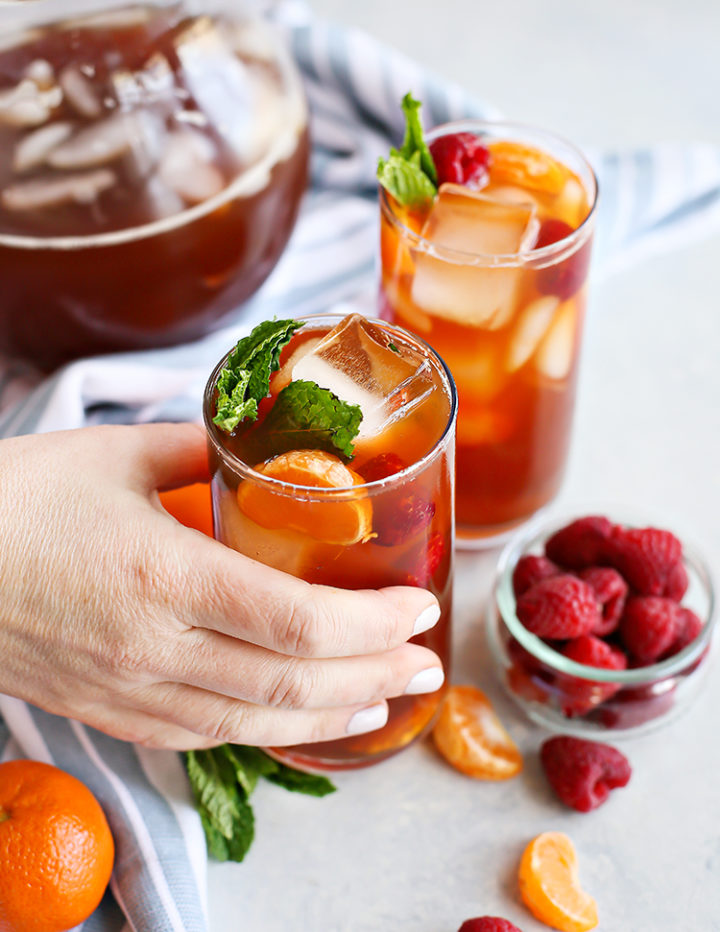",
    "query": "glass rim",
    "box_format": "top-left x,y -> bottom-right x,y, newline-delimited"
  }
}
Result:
203,313 -> 458,500
493,509 -> 716,684
0,14 -> 307,252
379,118 -> 599,269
